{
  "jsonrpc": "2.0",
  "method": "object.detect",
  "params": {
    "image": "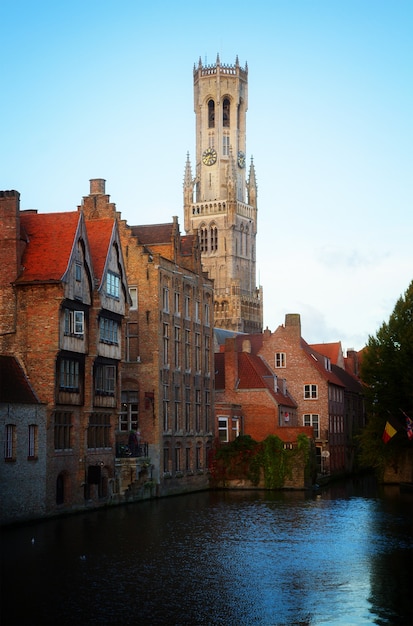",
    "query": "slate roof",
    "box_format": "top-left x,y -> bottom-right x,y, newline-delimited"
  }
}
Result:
0,356 -> 39,403
17,212 -> 80,283
130,223 -> 174,245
